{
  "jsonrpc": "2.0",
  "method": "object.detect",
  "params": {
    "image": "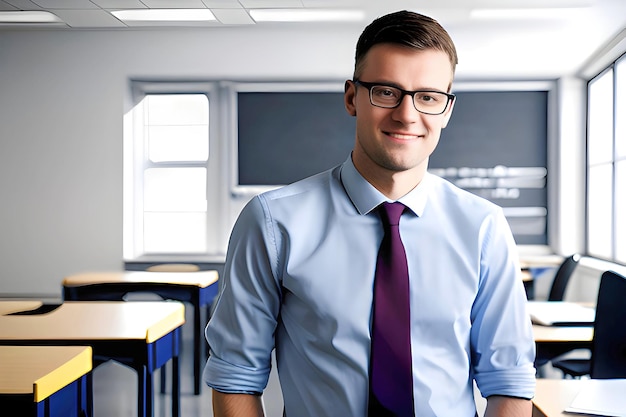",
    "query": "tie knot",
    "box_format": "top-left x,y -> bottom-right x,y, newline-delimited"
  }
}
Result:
380,202 -> 405,227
